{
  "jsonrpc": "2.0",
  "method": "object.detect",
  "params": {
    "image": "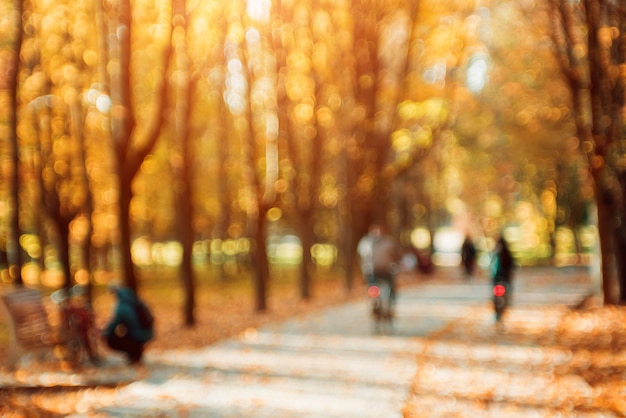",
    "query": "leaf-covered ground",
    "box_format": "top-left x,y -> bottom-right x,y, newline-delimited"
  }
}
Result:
403,295 -> 626,417
142,277 -> 368,351
2,270 -> 626,417
0,276 -> 369,416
